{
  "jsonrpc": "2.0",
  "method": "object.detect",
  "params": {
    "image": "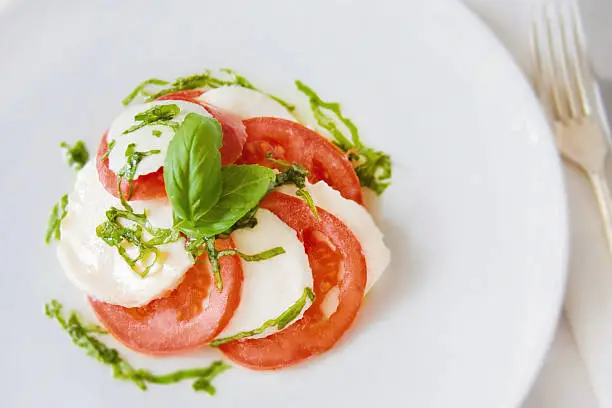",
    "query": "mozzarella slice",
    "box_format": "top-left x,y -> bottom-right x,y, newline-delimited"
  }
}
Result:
215,209 -> 313,339
277,181 -> 390,293
106,100 -> 211,178
57,163 -> 193,307
198,86 -> 295,121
